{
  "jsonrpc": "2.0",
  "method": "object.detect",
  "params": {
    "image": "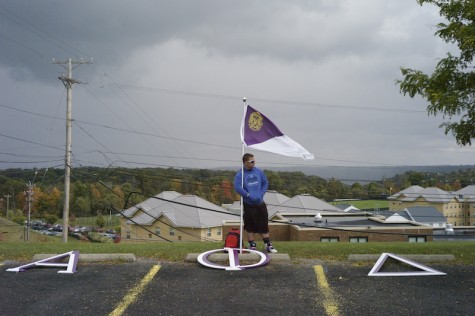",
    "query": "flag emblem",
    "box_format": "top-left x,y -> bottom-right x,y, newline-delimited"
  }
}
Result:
248,111 -> 263,131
